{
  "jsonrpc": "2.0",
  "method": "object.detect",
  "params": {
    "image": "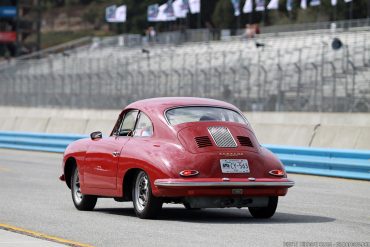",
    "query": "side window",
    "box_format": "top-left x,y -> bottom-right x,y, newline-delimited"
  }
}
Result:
133,113 -> 153,137
118,110 -> 139,136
